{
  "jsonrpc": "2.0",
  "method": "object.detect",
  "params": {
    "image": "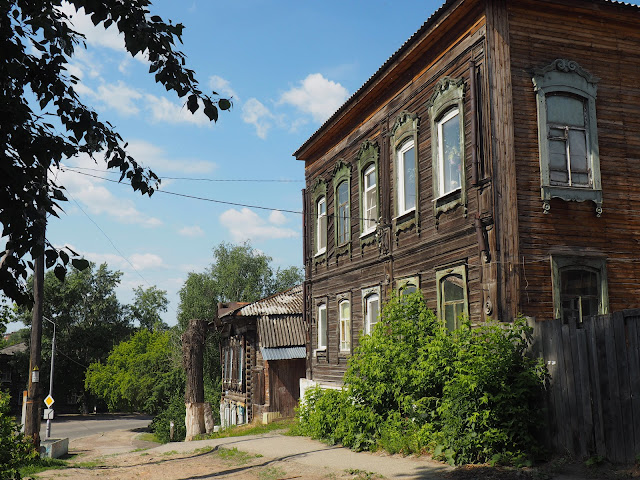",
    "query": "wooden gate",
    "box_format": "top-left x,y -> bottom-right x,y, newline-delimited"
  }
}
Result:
268,359 -> 306,418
